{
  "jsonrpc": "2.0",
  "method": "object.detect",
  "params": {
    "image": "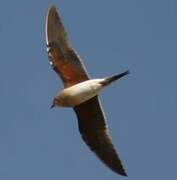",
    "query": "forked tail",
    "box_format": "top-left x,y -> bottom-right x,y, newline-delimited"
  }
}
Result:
101,70 -> 130,87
